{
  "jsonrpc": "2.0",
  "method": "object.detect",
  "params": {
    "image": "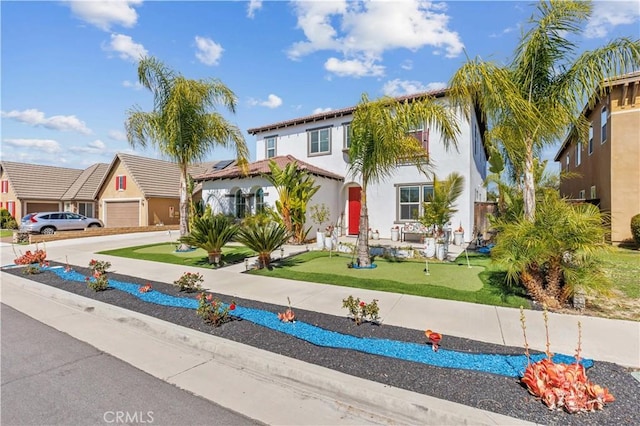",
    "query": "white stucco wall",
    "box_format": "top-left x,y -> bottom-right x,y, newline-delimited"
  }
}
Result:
253,105 -> 487,242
